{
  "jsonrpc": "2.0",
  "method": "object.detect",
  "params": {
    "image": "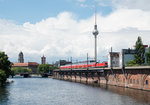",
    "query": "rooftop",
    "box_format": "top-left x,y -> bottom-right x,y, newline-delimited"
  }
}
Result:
13,62 -> 39,67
